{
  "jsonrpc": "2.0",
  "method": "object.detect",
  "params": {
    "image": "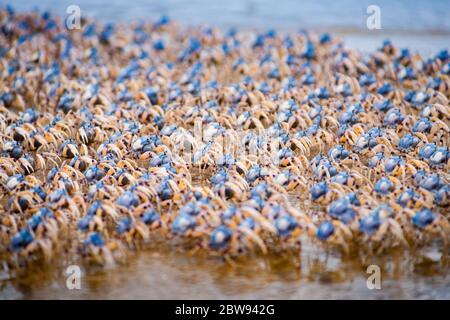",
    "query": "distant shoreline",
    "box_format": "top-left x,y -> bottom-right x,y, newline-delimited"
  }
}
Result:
337,33 -> 449,57
3,2 -> 449,57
